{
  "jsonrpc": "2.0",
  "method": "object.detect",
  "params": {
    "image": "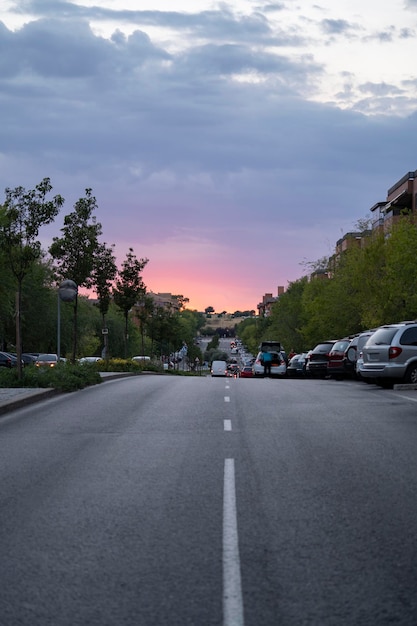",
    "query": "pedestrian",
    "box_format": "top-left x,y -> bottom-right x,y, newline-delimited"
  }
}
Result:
262,350 -> 272,376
